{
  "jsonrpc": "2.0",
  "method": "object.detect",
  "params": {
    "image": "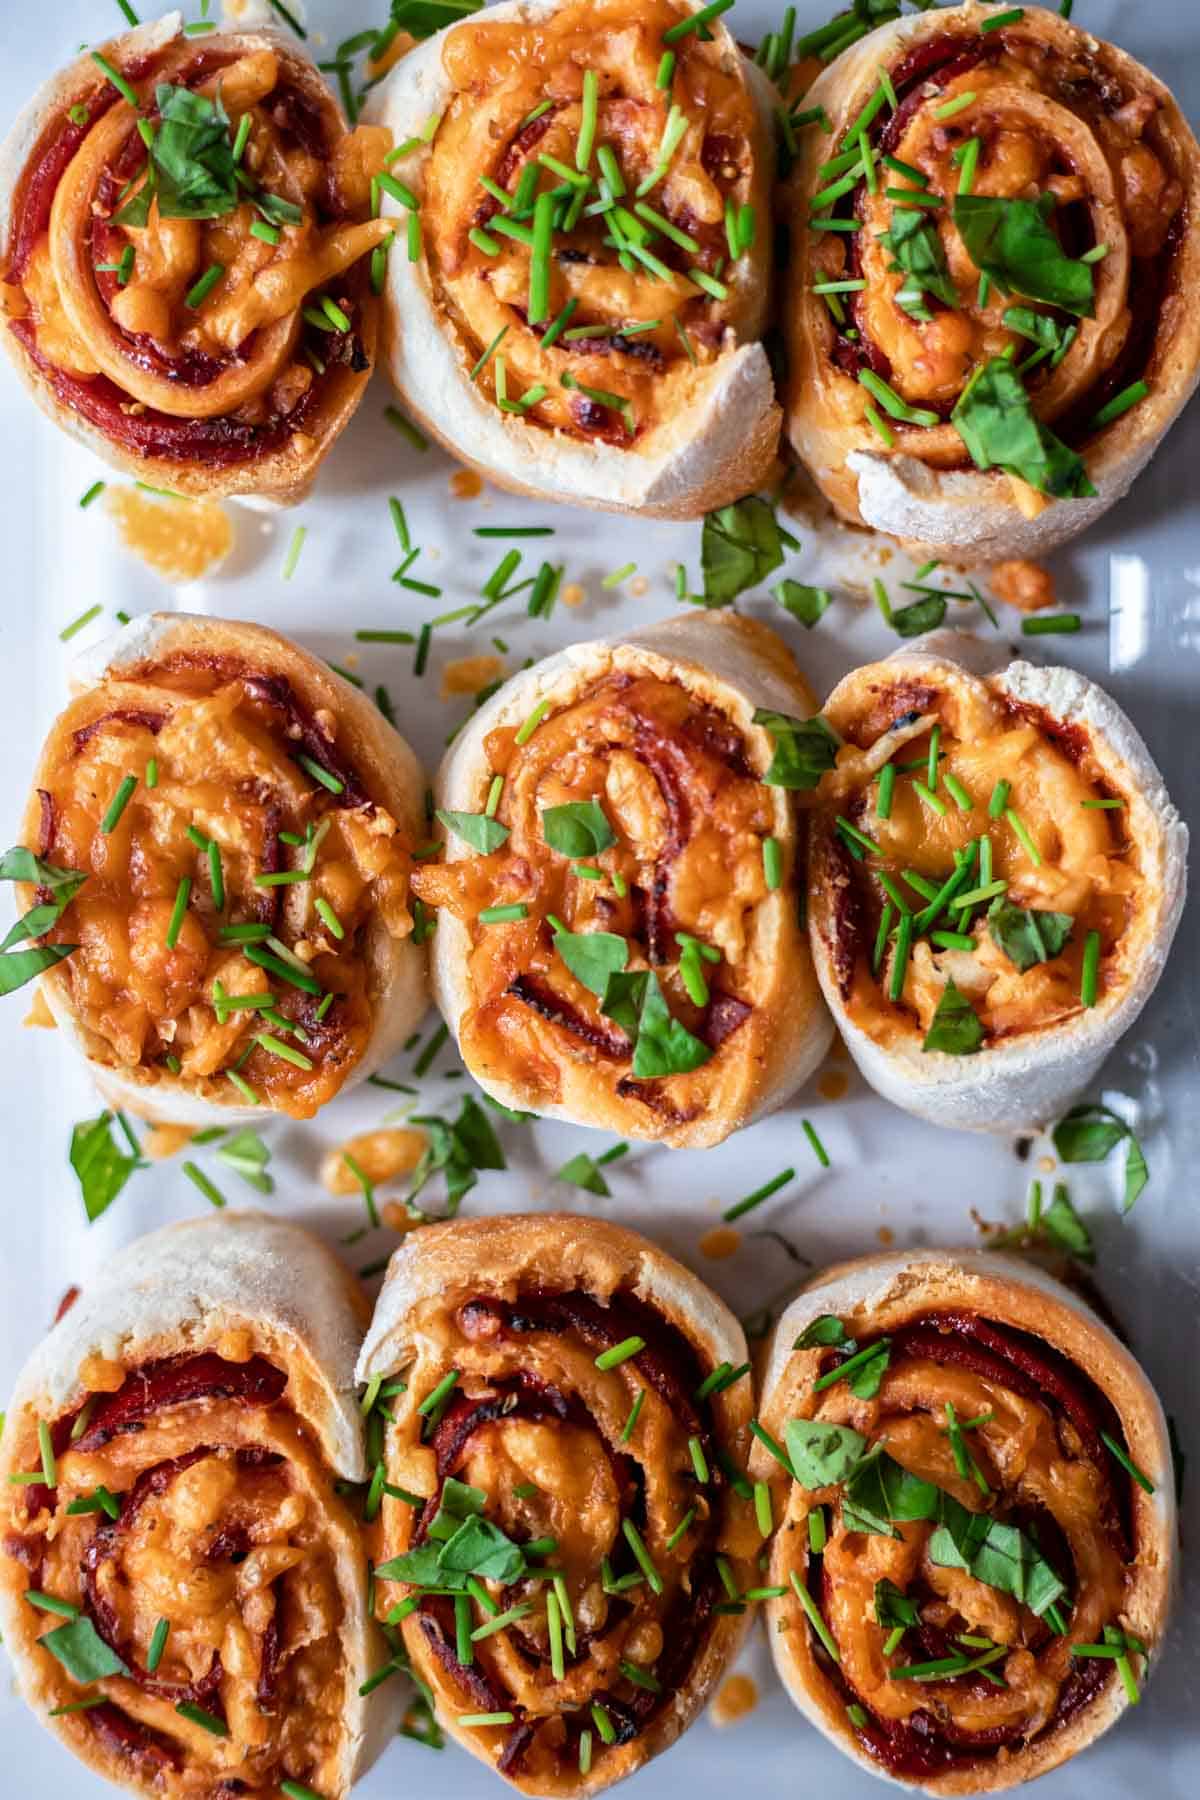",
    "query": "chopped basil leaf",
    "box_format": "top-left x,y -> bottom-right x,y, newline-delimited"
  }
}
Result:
793,1314 -> 853,1351
552,926 -> 628,998
0,942 -> 79,996
928,1508 -> 1067,1616
40,1615 -> 129,1683
428,1477 -> 486,1541
877,207 -> 958,311
69,1112 -> 143,1224
555,1151 -> 612,1197
118,85 -> 239,227
773,580 -> 832,629
700,496 -> 786,605
1003,306 -> 1076,367
601,969 -> 712,1080
952,356 -> 1096,499
846,1342 -> 891,1399
436,809 -> 510,853
541,800 -> 616,859
1041,1181 -> 1095,1263
874,1578 -> 920,1631
891,594 -> 947,639
0,848 -> 86,951
844,1447 -> 939,1535
987,897 -> 1074,972
954,193 -> 1095,316
405,1095 -> 505,1216
783,1419 -> 867,1489
215,1128 -> 273,1195
380,1514 -> 527,1591
752,709 -> 838,790
1053,1102 -> 1148,1215
390,0 -> 485,38
922,978 -> 983,1055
